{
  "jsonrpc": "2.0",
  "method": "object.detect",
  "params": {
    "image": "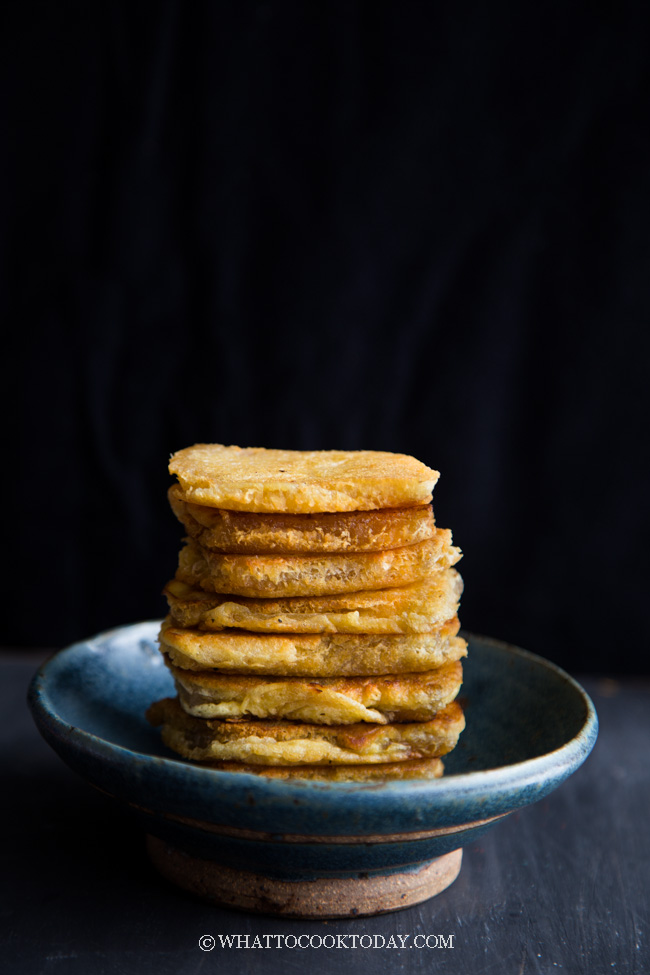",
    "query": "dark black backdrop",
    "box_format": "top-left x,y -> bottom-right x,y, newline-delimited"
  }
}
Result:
2,1 -> 648,674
